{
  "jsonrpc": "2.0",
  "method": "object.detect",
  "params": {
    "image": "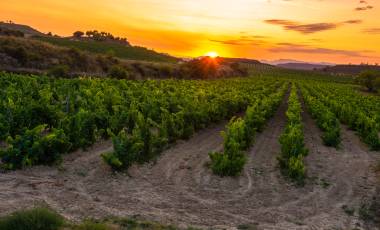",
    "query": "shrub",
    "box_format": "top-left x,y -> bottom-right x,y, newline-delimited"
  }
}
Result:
0,207 -> 64,230
102,128 -> 144,170
209,150 -> 247,177
0,125 -> 71,169
60,110 -> 97,150
356,70 -> 380,92
108,65 -> 129,79
3,46 -> 28,65
287,155 -> 305,181
209,118 -> 247,176
47,65 -> 70,78
0,113 -> 10,139
322,127 -> 341,147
